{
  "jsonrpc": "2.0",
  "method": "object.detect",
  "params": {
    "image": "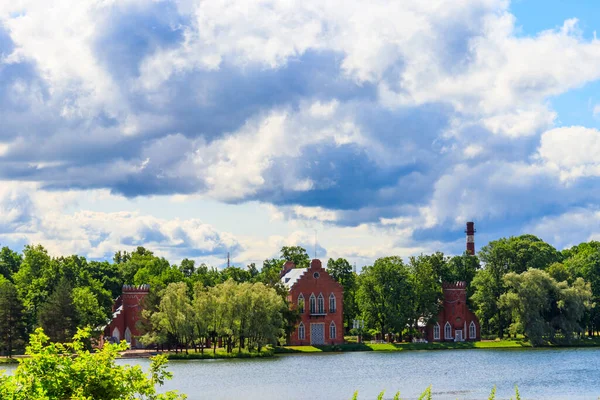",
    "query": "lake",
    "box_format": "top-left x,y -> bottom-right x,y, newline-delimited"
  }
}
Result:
3,348 -> 600,399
